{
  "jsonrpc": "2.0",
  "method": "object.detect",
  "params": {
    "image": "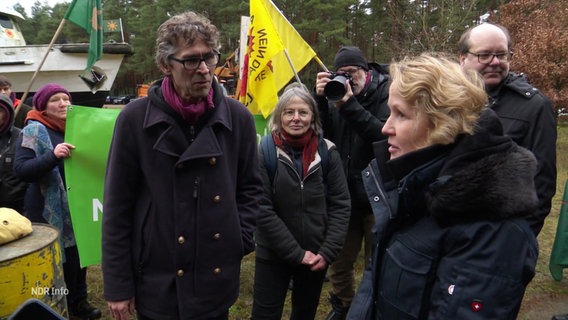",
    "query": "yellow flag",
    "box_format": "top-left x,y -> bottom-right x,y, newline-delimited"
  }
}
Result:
263,0 -> 317,94
240,0 -> 318,118
239,0 -> 285,117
